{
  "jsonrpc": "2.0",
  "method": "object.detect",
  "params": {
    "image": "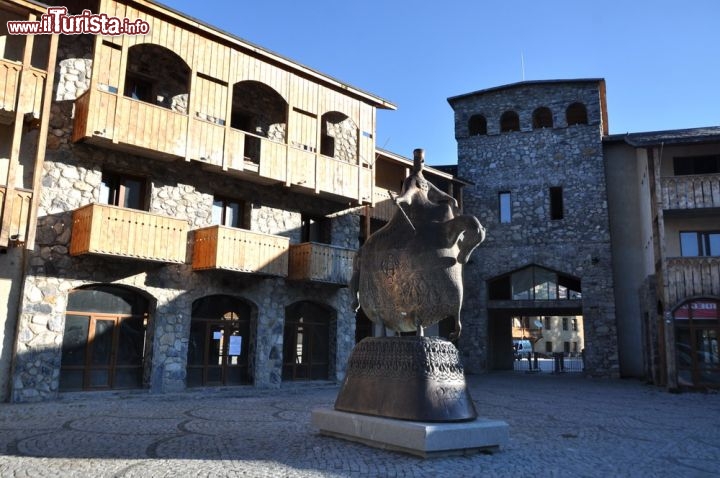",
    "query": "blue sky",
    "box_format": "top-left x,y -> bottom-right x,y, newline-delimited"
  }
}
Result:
163,0 -> 719,165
